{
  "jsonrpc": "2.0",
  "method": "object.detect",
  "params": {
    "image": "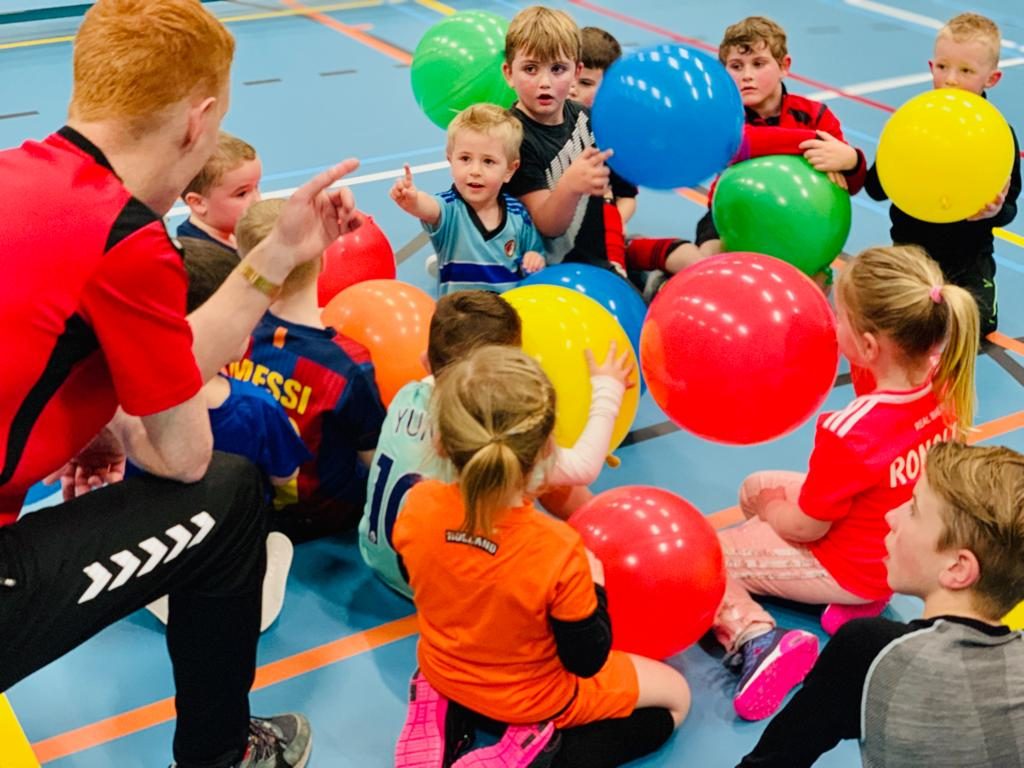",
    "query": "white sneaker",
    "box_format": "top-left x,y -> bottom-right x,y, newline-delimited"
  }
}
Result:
144,532 -> 293,633
425,252 -> 439,278
261,532 -> 294,632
